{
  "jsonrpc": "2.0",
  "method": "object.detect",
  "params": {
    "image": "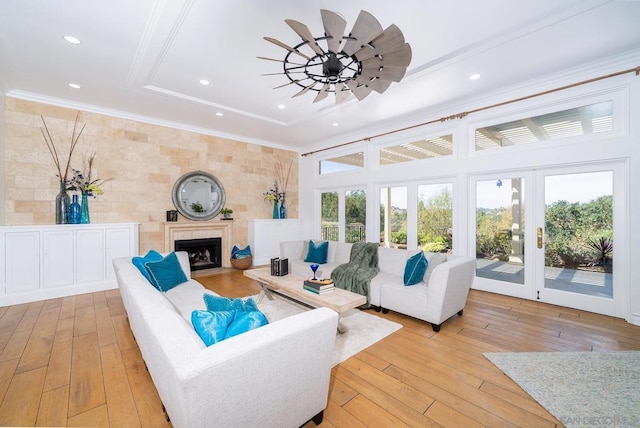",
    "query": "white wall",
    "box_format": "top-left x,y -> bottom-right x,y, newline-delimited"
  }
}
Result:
0,91 -> 5,225
299,53 -> 640,325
